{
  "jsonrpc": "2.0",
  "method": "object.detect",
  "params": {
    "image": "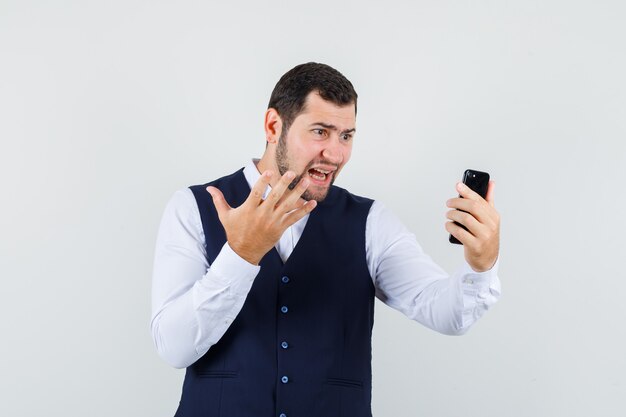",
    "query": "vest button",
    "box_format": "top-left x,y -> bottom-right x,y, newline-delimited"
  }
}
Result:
281,375 -> 289,383
281,276 -> 290,283
280,305 -> 289,314
281,341 -> 289,349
